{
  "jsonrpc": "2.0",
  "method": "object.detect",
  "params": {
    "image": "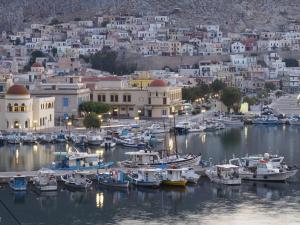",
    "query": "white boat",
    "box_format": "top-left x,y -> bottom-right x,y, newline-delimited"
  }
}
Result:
230,158 -> 298,182
72,134 -> 88,146
147,124 -> 168,134
61,172 -> 93,190
287,116 -> 300,125
22,132 -> 37,144
39,134 -> 56,143
189,125 -> 206,133
128,168 -> 162,188
206,164 -> 241,185
218,117 -> 244,128
6,133 -> 22,144
120,150 -> 201,168
175,121 -> 192,134
252,115 -> 282,125
87,131 -> 103,146
100,136 -> 116,148
33,169 -> 57,191
181,167 -> 201,183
